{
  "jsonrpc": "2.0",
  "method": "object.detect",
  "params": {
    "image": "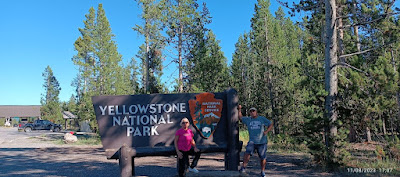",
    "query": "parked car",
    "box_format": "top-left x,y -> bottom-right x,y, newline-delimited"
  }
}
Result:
18,120 -> 62,132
